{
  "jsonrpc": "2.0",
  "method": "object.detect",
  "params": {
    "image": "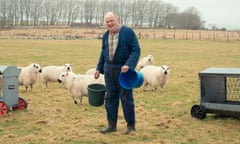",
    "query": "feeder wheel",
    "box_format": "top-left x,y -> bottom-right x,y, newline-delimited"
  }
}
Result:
191,104 -> 206,119
12,97 -> 28,111
0,100 -> 9,116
